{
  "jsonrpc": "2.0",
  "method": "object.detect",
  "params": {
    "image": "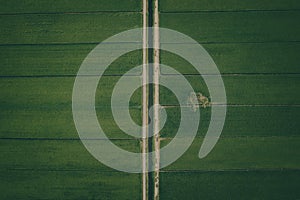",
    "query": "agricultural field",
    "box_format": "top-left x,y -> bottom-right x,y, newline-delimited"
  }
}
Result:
159,0 -> 300,199
1,0 -> 300,200
0,0 -> 143,199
